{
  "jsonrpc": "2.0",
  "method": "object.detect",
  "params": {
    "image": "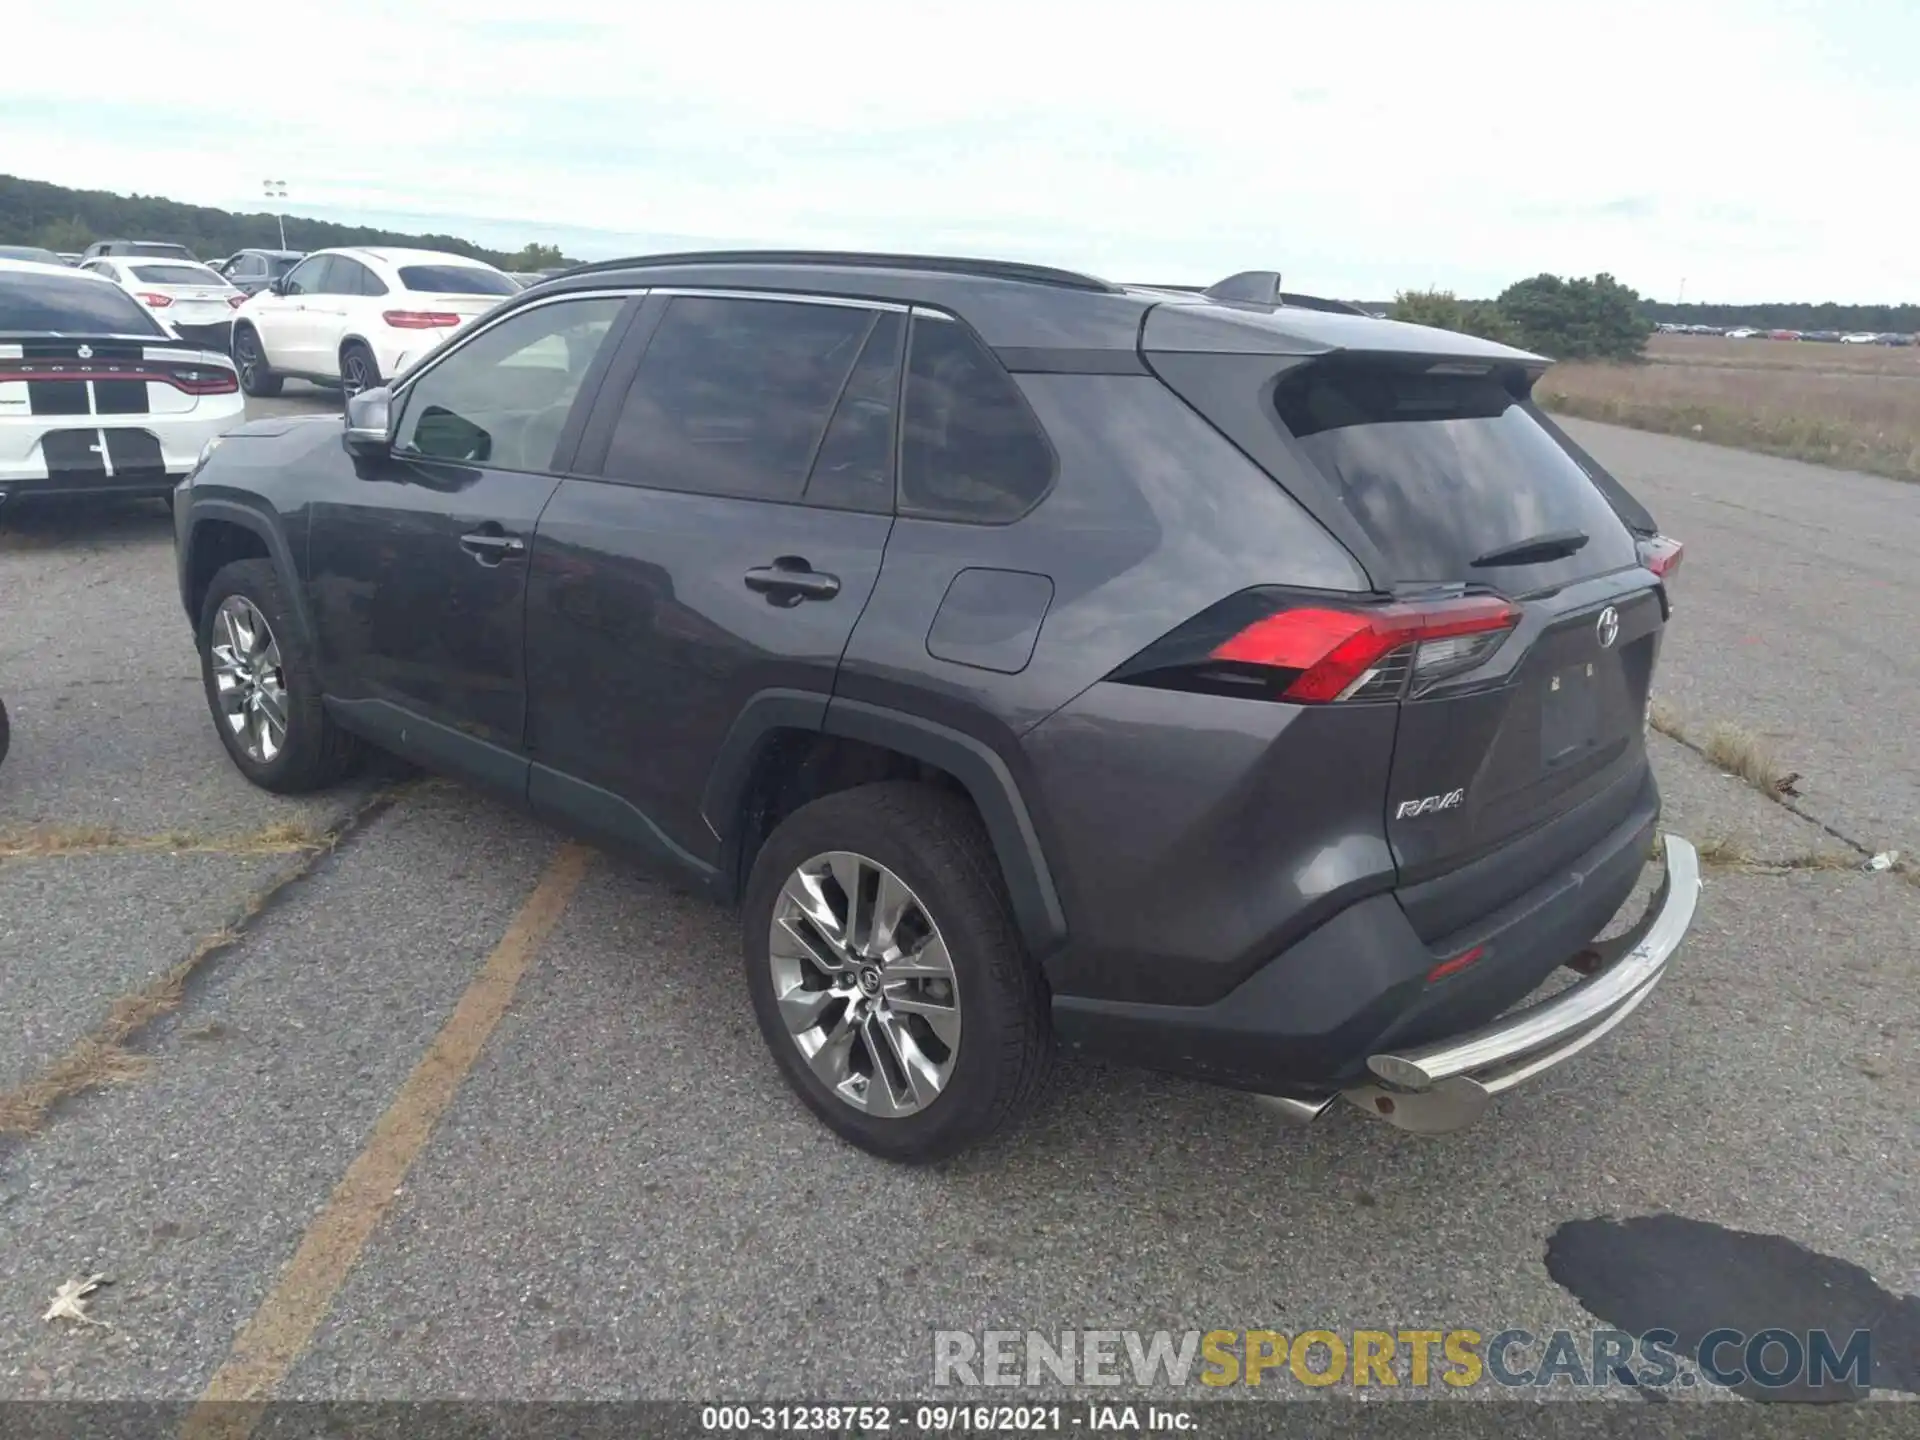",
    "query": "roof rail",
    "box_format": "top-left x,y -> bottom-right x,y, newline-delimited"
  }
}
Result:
558,249 -> 1118,293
